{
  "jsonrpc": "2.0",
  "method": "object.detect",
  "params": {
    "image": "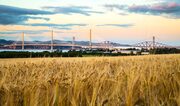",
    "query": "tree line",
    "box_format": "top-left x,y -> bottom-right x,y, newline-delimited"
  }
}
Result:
0,48 -> 179,58
0,51 -> 82,58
